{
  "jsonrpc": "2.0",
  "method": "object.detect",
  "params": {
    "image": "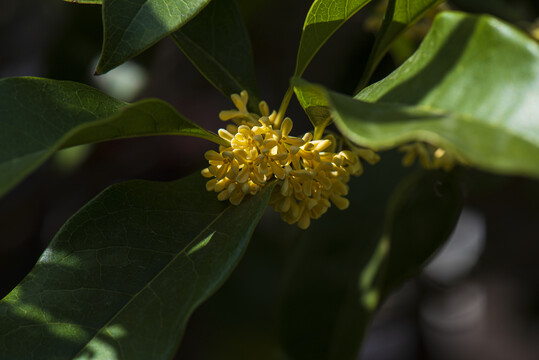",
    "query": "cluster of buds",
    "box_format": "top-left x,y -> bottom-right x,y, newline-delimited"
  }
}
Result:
202,91 -> 379,229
